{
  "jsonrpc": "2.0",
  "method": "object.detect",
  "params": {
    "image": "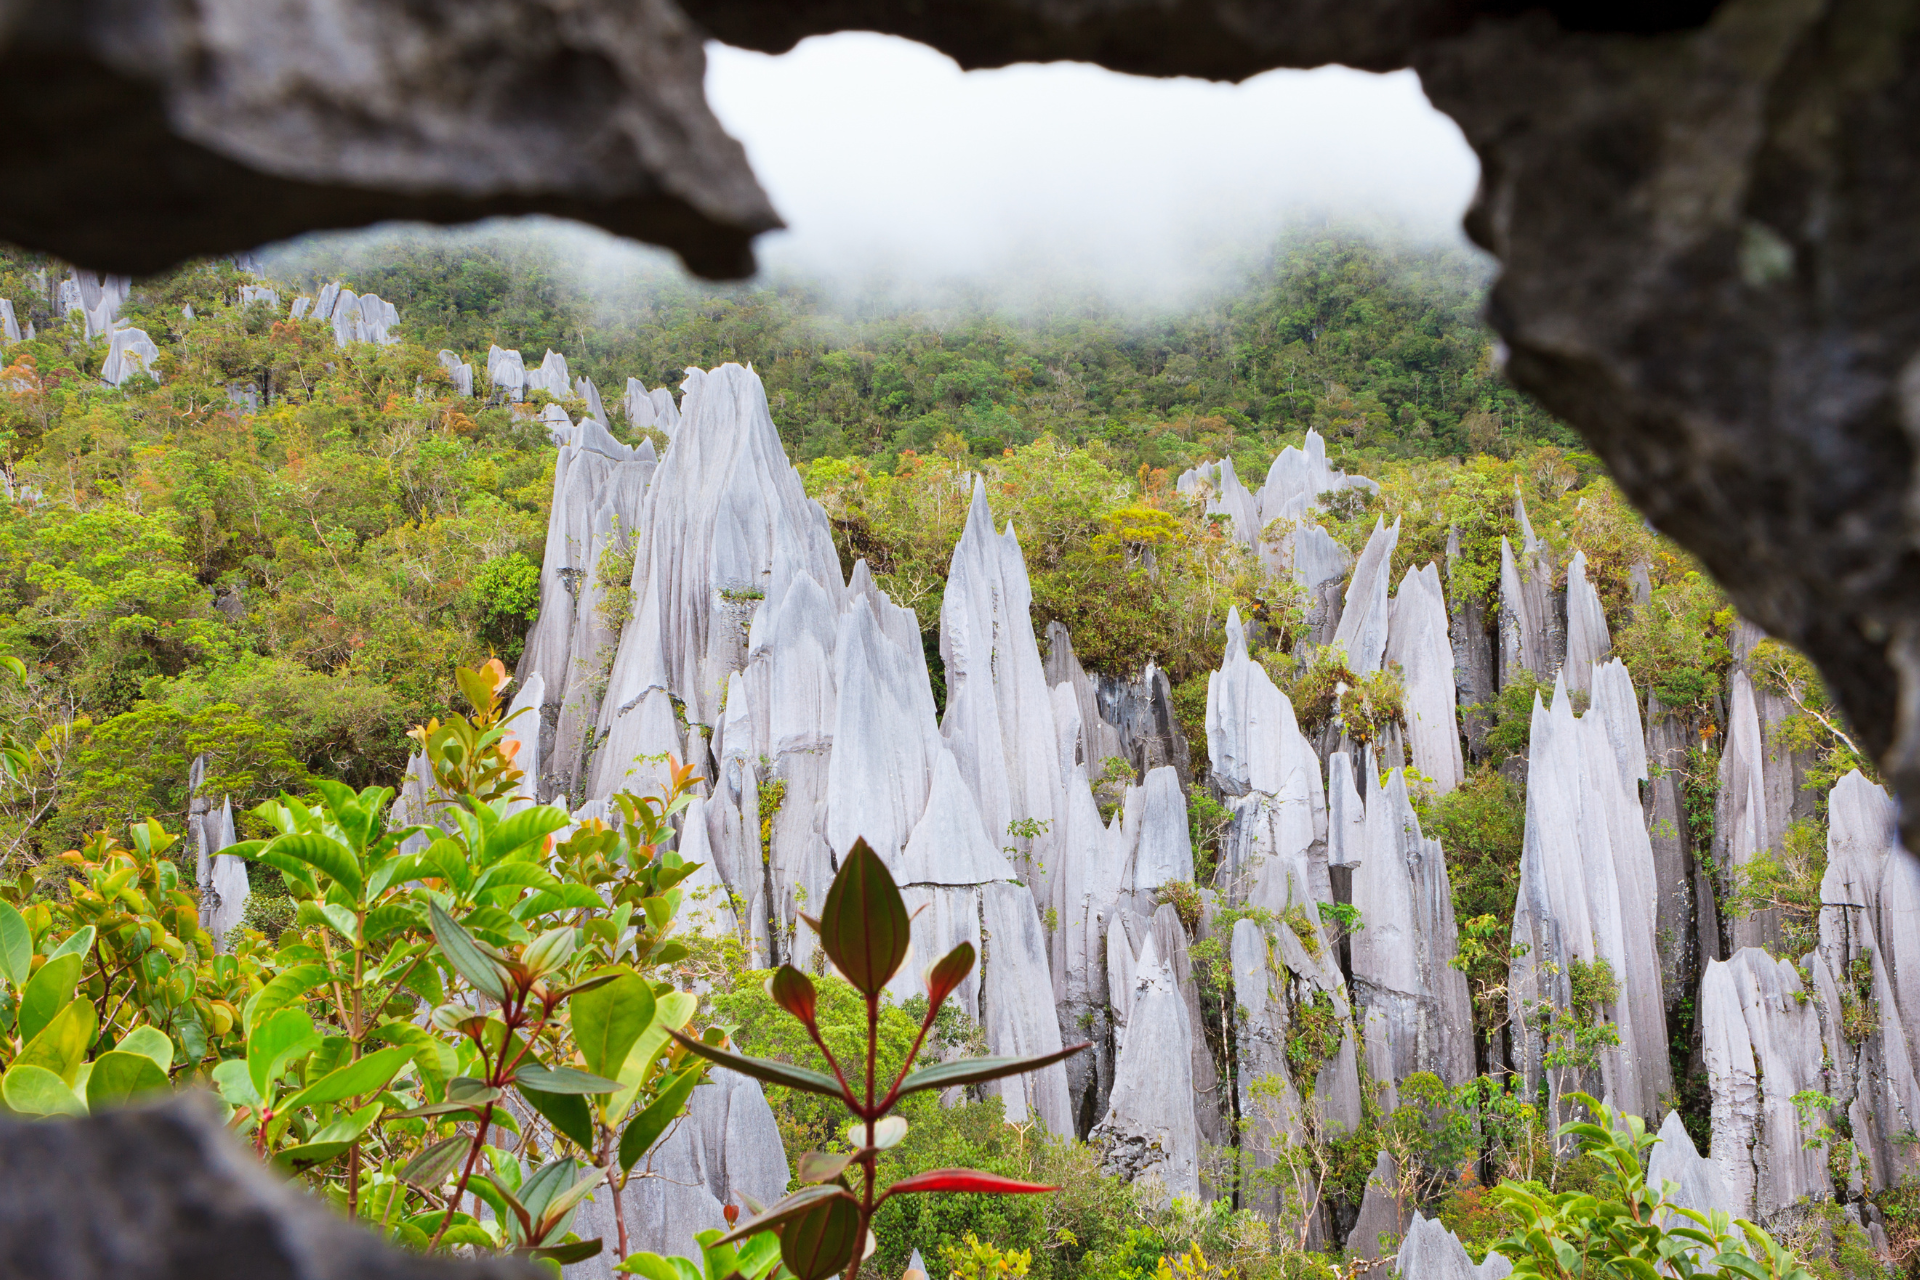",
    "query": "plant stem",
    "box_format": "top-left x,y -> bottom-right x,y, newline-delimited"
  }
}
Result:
428,1105 -> 494,1253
